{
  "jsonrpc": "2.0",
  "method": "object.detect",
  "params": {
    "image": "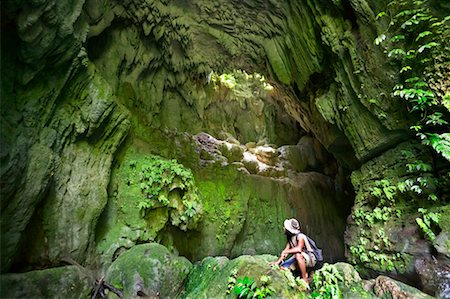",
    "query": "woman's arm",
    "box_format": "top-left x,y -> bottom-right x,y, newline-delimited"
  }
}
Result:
269,243 -> 290,265
282,237 -> 304,255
